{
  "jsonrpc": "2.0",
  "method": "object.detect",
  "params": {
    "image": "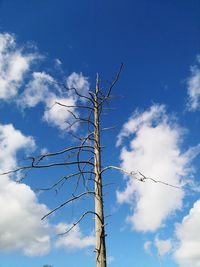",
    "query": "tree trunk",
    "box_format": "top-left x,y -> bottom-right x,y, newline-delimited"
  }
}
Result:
94,74 -> 107,267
